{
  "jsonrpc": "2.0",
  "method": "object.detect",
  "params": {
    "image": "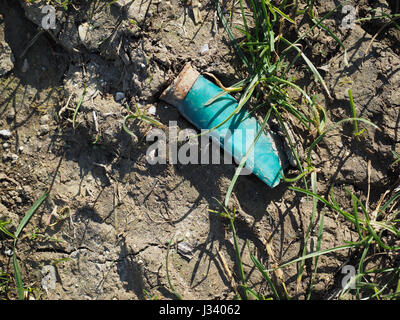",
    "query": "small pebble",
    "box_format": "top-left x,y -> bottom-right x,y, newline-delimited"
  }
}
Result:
6,110 -> 15,122
200,43 -> 209,55
115,92 -> 125,101
23,185 -> 32,195
11,153 -> 18,163
177,241 -> 194,260
2,142 -> 10,149
40,114 -> 50,125
78,23 -> 89,43
148,105 -> 156,115
37,124 -> 50,136
41,265 -> 57,293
